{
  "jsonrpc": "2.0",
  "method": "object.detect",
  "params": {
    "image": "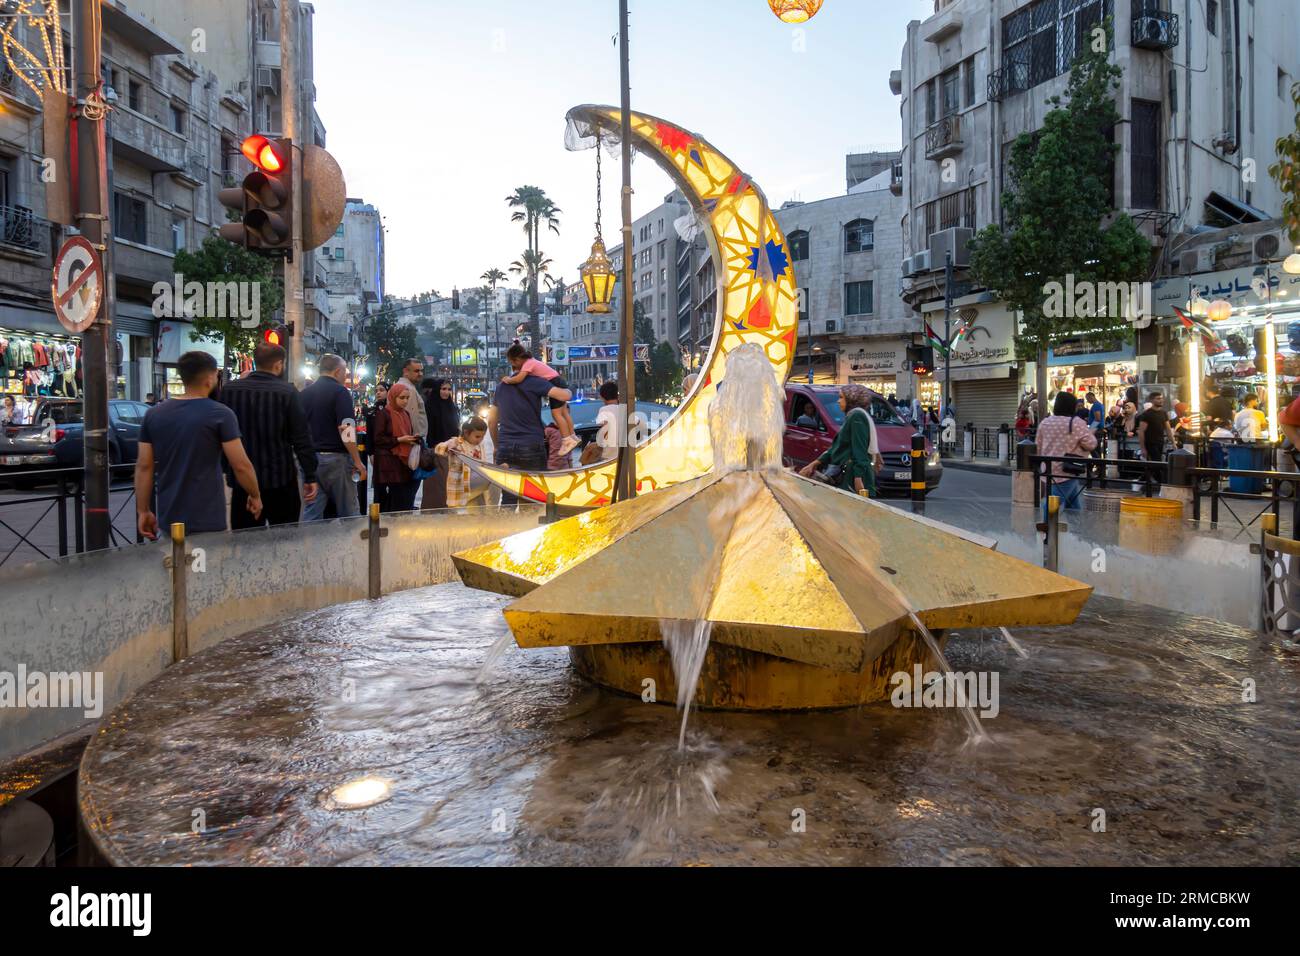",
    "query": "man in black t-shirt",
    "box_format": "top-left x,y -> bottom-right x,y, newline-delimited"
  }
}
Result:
1135,391 -> 1178,486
